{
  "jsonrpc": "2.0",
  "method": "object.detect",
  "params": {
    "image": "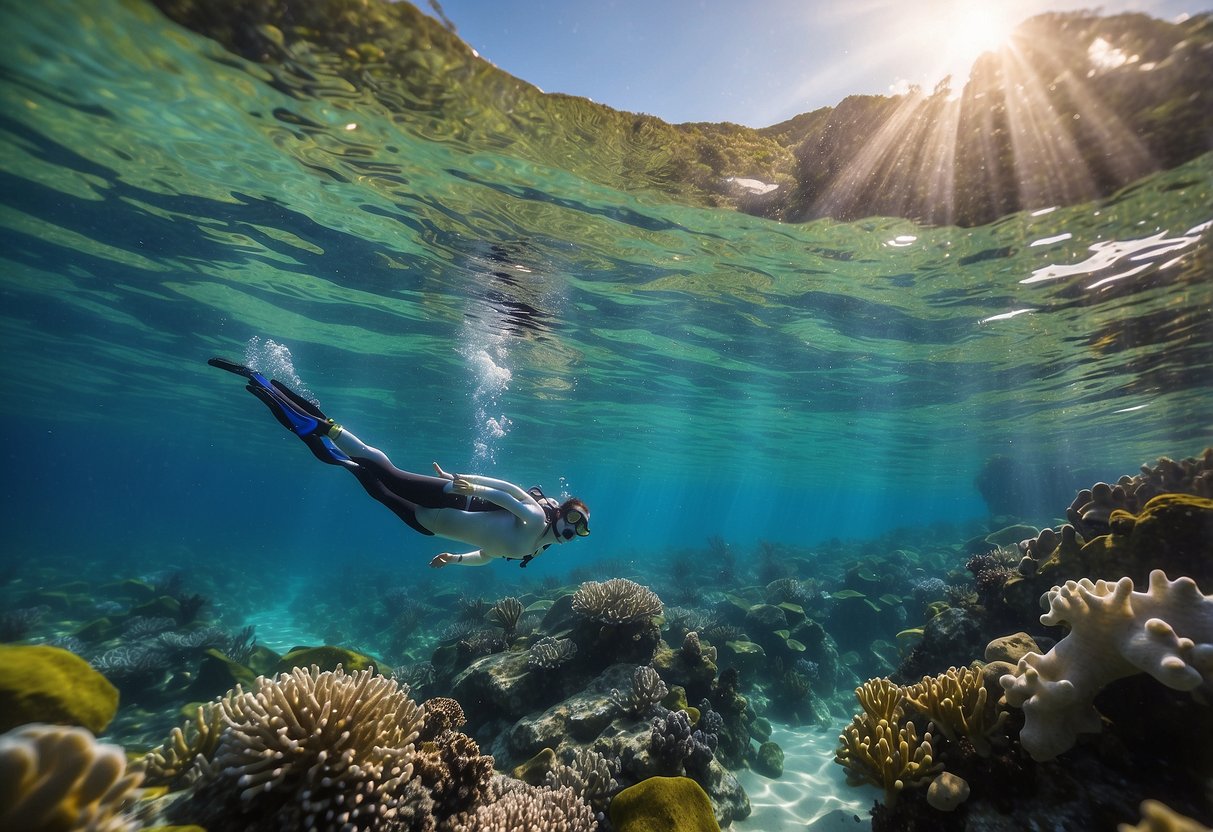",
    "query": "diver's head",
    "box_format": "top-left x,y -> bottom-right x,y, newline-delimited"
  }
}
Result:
555,498 -> 590,541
